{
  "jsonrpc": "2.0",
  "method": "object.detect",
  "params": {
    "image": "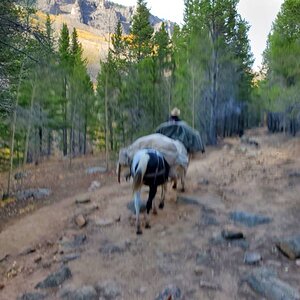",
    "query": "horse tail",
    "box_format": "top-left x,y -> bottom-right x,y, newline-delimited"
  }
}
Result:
133,153 -> 150,192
